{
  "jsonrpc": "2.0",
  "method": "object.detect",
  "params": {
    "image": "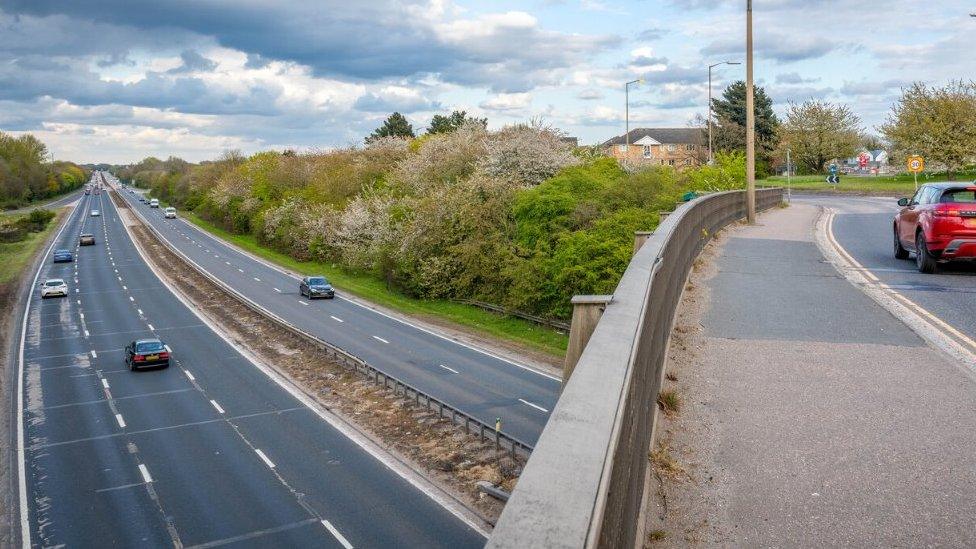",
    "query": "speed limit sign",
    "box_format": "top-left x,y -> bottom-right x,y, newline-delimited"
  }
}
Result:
907,155 -> 924,173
